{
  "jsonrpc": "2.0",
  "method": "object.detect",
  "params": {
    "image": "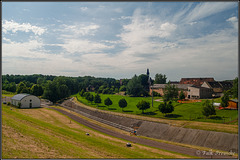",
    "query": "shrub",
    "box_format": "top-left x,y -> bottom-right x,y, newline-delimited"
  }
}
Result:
118,98 -> 127,111
104,97 -> 113,108
152,91 -> 161,97
202,100 -> 216,117
136,100 -> 150,114
158,101 -> 174,116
